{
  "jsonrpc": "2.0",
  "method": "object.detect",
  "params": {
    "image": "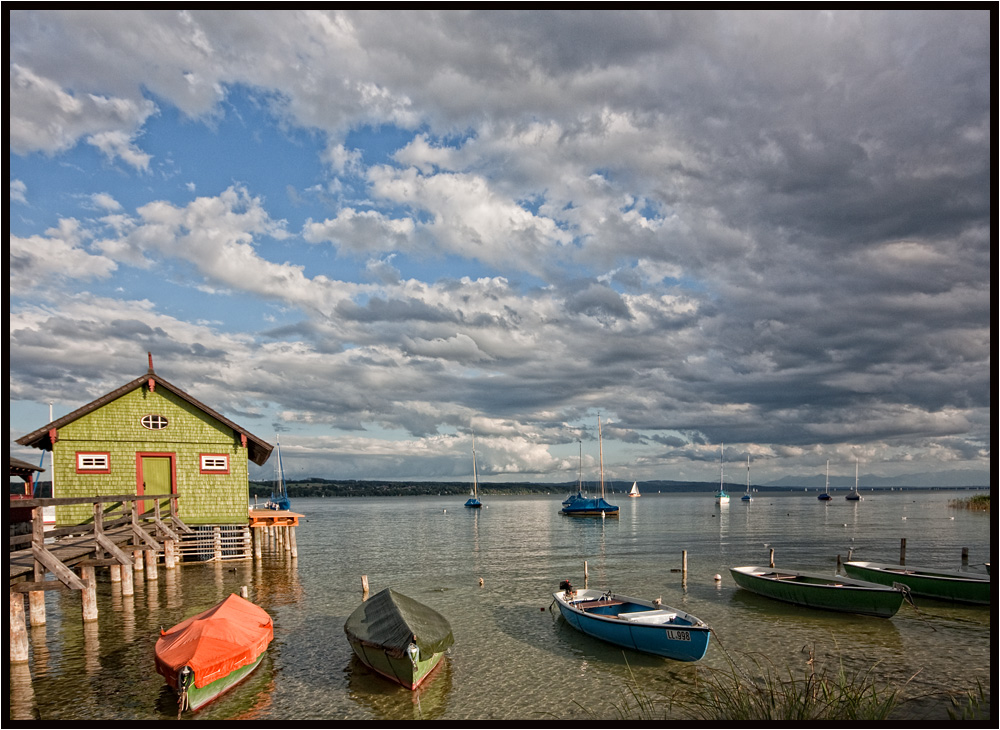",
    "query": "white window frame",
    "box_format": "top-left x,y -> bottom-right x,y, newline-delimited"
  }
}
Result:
200,454 -> 230,473
140,414 -> 169,430
76,452 -> 111,472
